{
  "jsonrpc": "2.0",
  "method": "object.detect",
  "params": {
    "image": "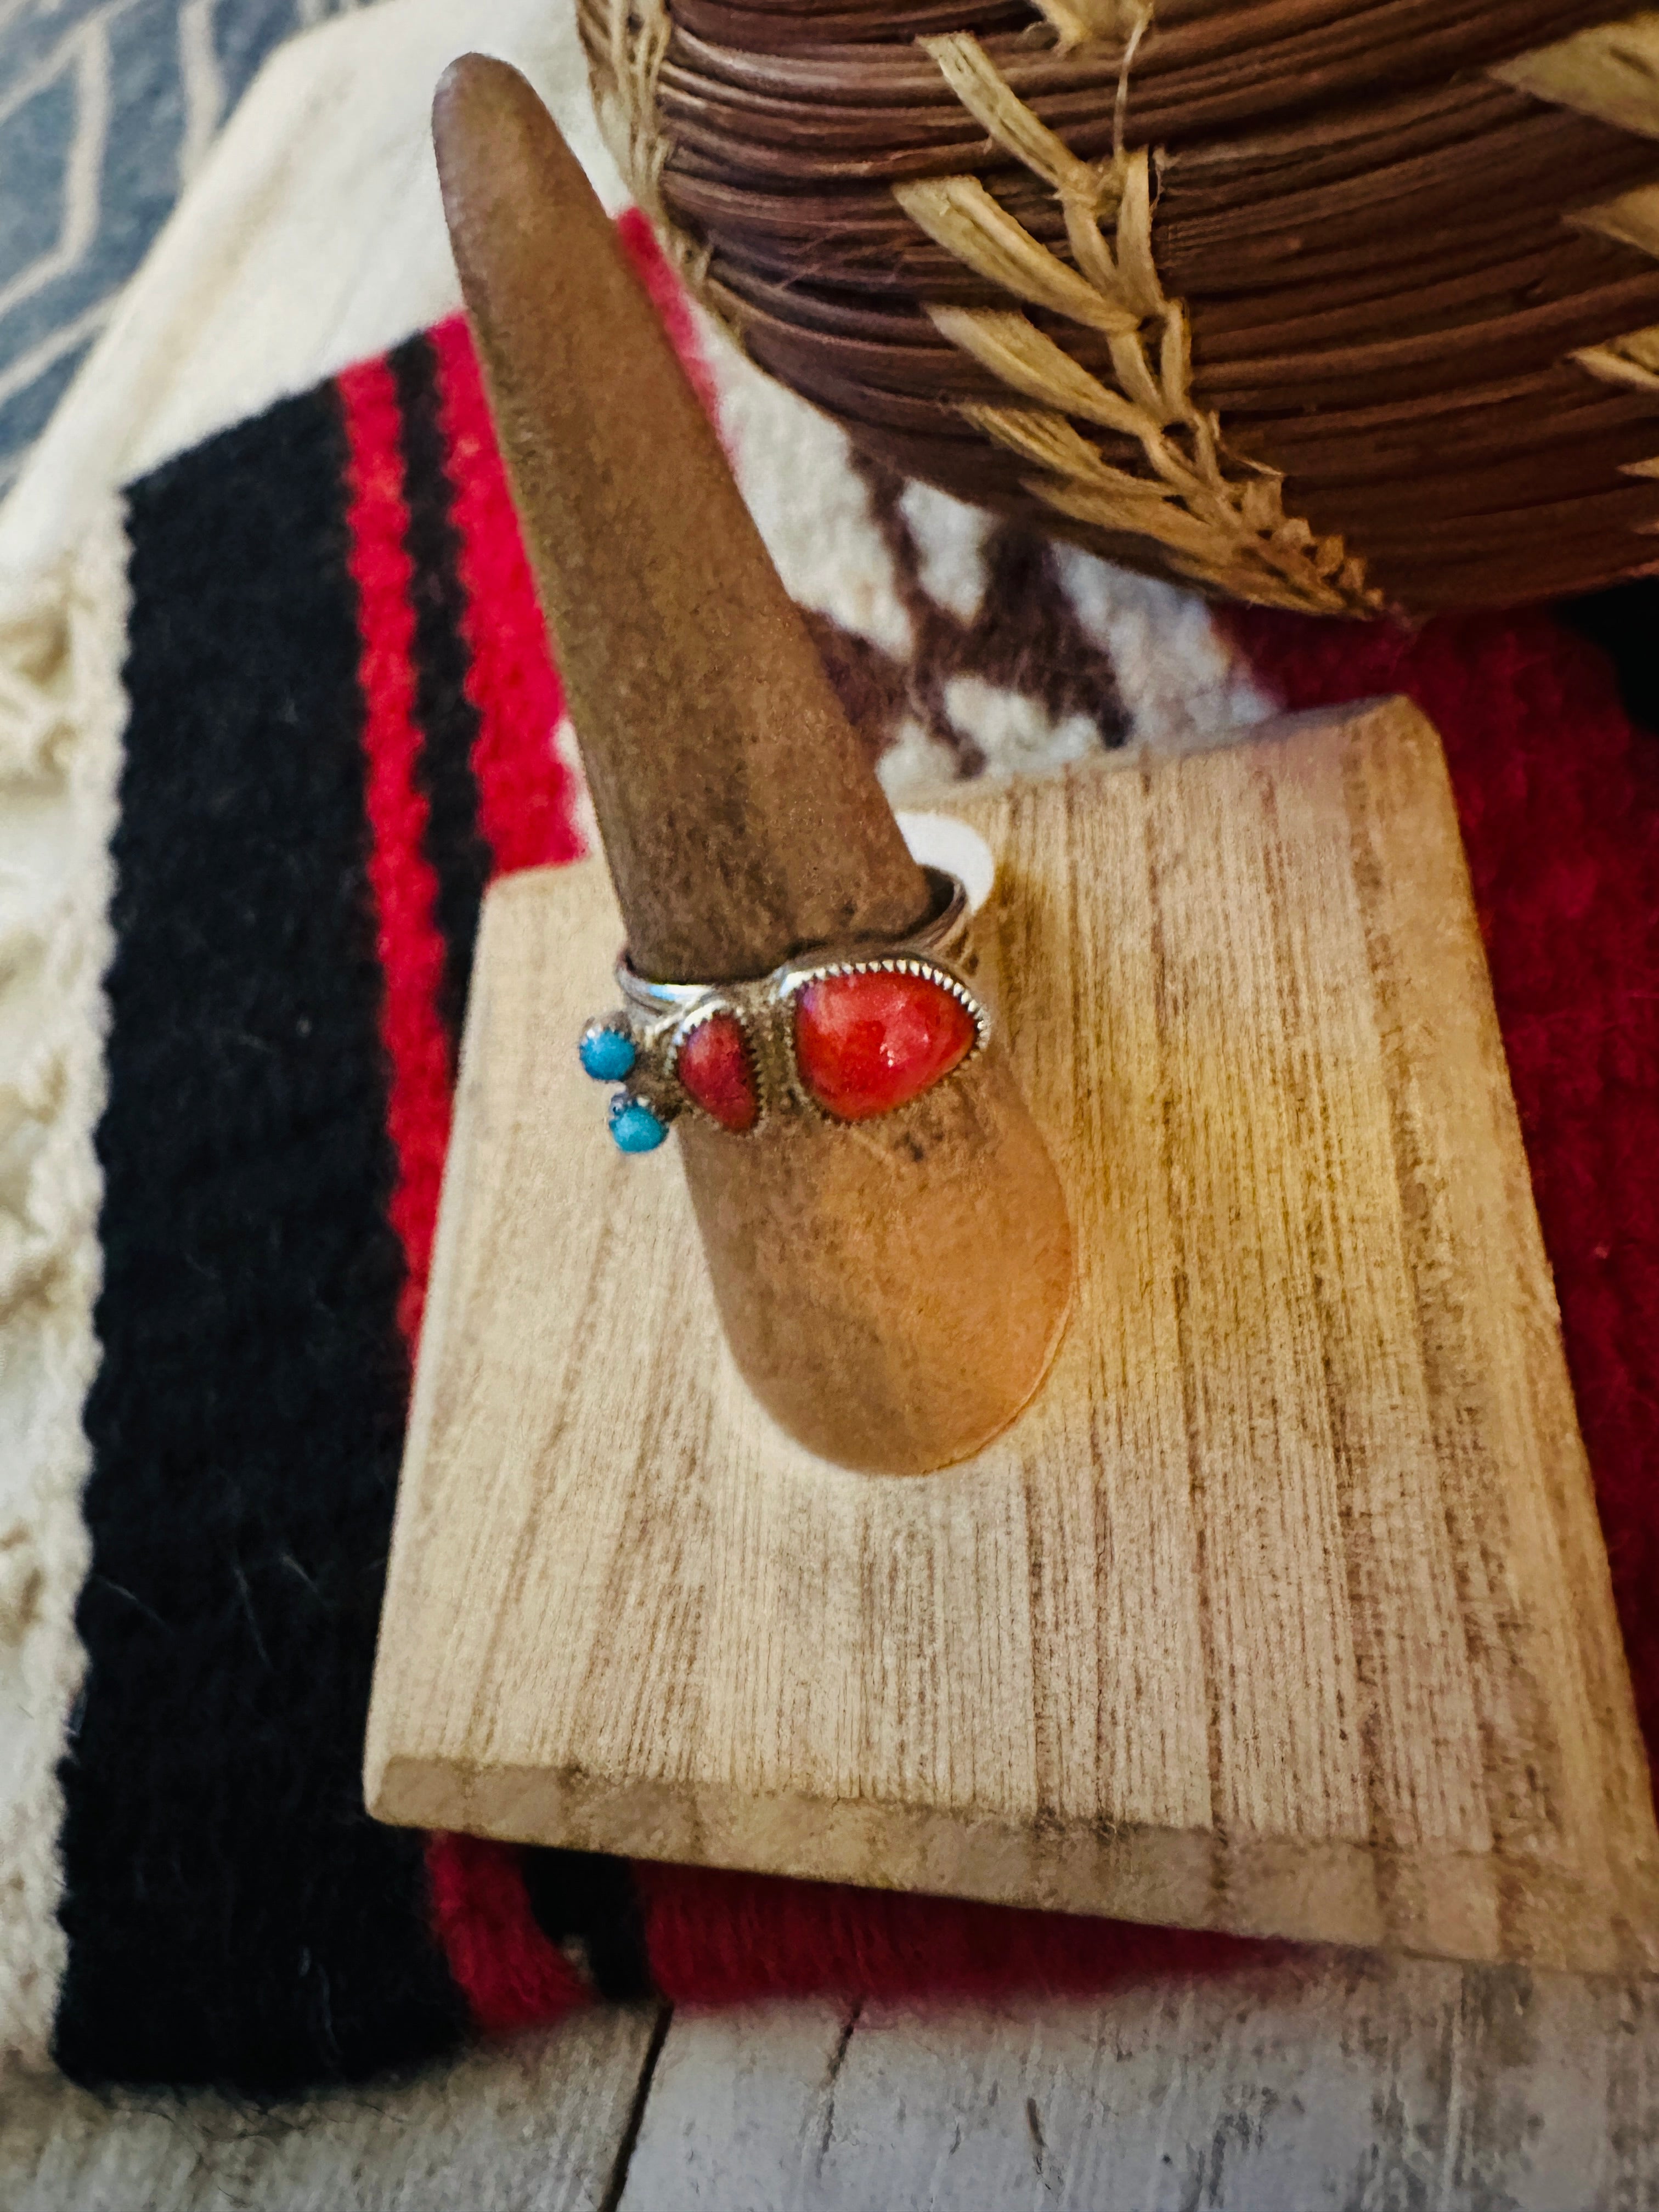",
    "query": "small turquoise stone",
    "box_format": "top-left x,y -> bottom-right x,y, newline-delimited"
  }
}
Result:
580,1025 -> 636,1081
608,1097 -> 668,1154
